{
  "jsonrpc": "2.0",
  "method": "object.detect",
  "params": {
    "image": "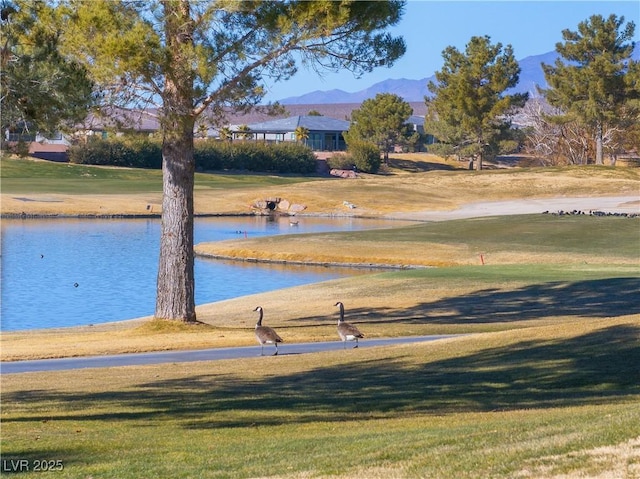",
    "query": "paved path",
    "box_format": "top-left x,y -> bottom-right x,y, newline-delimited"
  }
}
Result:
1,335 -> 457,374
